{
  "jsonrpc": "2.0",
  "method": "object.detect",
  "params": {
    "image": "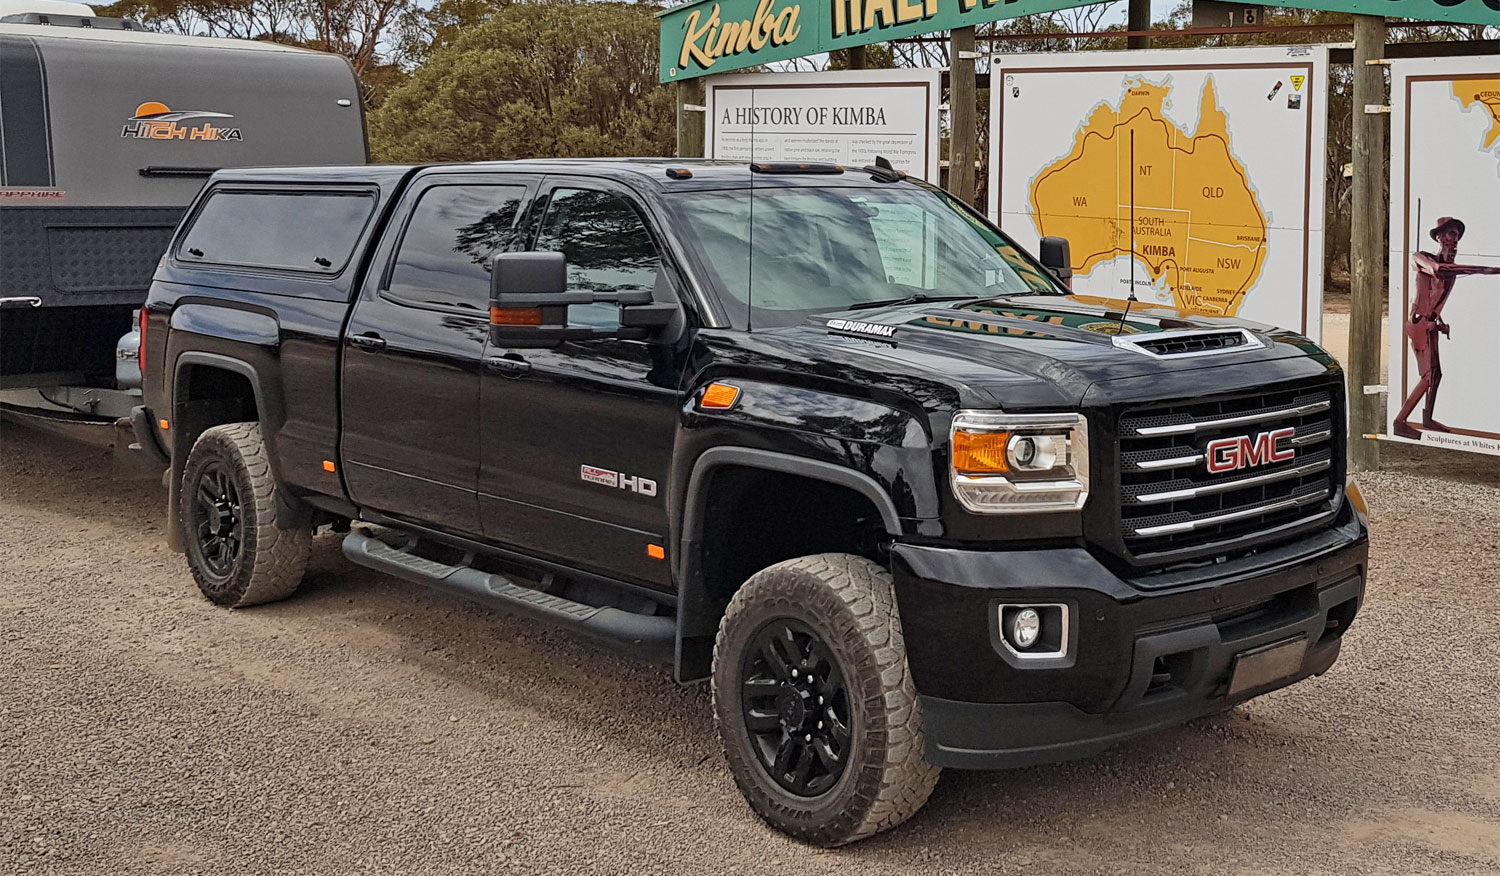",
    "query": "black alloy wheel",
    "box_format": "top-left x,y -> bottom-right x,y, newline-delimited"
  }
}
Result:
178,422 -> 310,608
192,461 -> 243,579
712,554 -> 940,846
740,618 -> 853,797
